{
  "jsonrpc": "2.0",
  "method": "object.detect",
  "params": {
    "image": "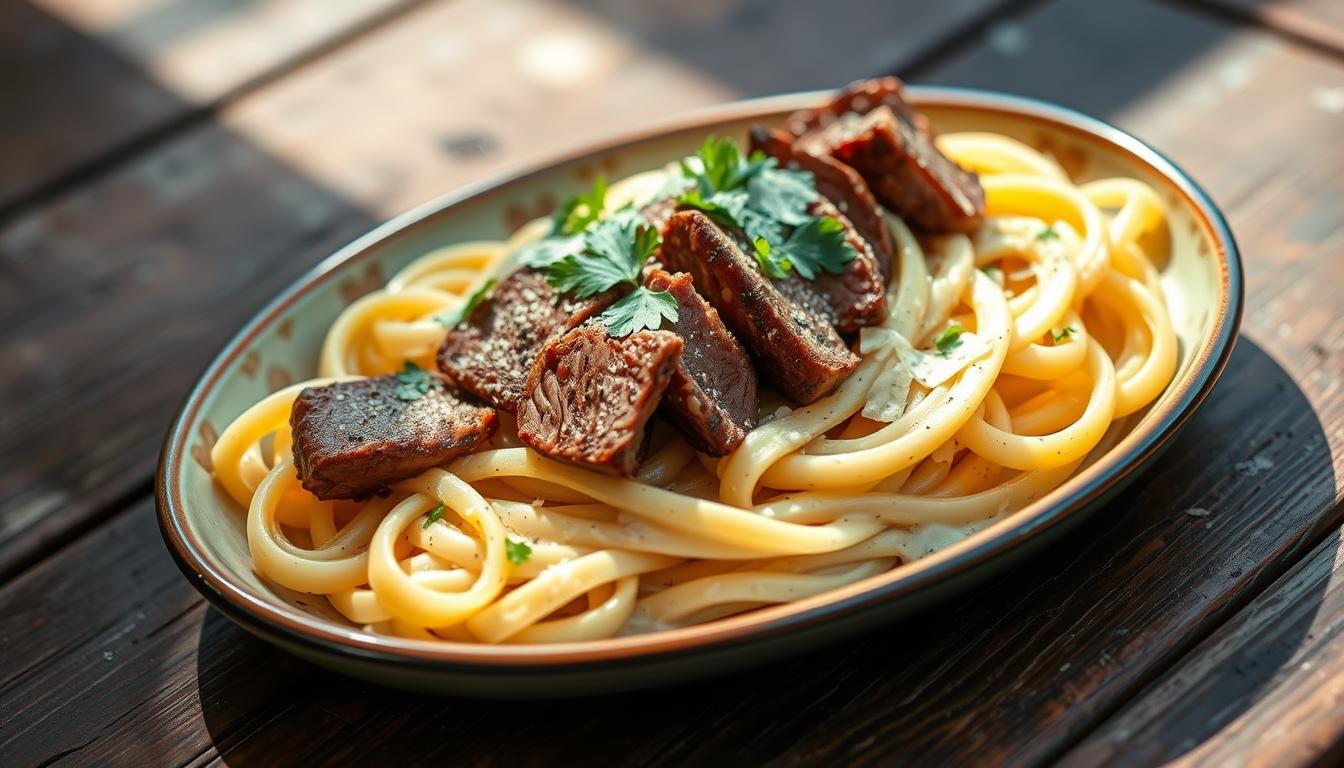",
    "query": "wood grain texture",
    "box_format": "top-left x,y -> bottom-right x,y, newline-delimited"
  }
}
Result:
0,0 -> 414,210
1191,0 -> 1344,55
2,0 -> 1343,765
1062,531 -> 1344,767
0,0 -> 1003,581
